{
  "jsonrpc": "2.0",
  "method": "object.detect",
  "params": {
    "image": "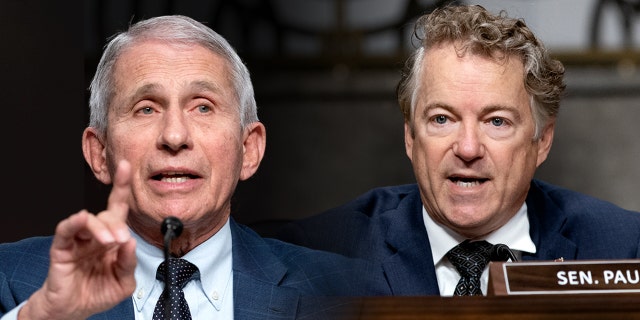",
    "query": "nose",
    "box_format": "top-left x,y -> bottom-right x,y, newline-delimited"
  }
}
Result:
452,122 -> 485,161
157,109 -> 192,152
